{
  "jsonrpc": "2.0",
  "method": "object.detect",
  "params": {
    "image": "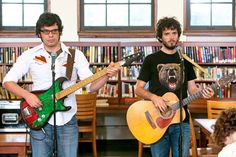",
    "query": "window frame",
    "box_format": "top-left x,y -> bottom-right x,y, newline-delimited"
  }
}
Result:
184,0 -> 236,36
77,0 -> 157,38
0,0 -> 49,38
